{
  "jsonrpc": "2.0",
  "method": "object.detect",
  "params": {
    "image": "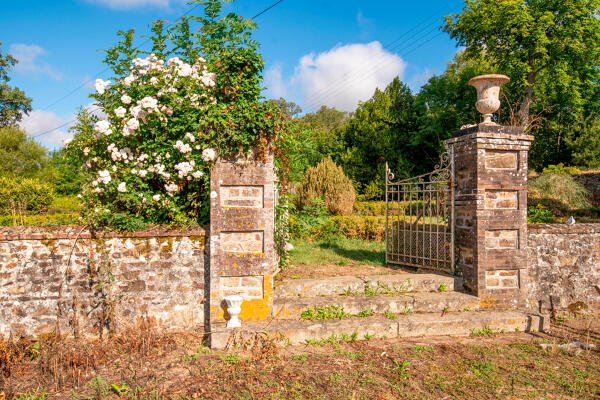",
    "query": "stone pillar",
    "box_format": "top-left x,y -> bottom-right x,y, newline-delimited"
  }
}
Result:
445,125 -> 533,307
208,153 -> 276,347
